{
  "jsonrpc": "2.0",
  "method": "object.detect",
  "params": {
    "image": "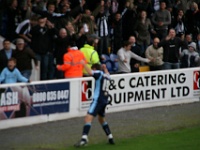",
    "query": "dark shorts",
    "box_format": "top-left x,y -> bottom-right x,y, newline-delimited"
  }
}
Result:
88,101 -> 107,117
